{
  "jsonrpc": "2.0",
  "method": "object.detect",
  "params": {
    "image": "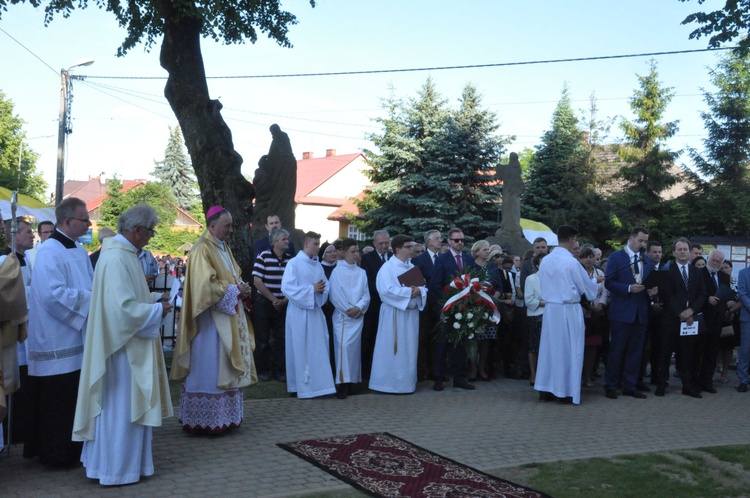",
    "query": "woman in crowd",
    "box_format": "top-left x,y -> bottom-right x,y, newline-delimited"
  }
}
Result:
579,247 -> 607,388
523,253 -> 545,386
469,241 -> 501,381
692,255 -> 707,269
719,260 -> 741,384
